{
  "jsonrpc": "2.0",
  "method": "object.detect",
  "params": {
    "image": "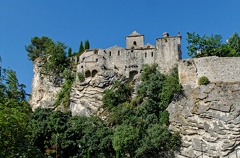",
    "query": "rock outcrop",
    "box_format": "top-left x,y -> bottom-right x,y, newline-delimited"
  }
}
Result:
29,58 -> 126,115
168,83 -> 240,157
70,70 -> 126,116
29,58 -> 63,111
